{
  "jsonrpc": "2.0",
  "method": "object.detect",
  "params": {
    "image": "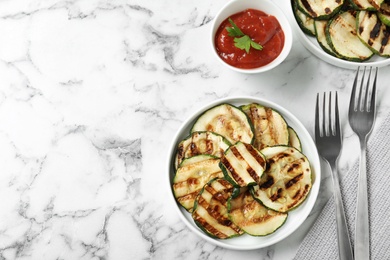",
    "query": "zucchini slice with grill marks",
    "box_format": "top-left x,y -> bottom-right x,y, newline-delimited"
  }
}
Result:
252,146 -> 312,213
314,20 -> 340,57
192,178 -> 243,239
220,142 -> 266,187
288,127 -> 302,152
228,187 -> 287,236
292,0 -> 316,36
191,103 -> 254,145
357,11 -> 390,57
240,103 -> 289,151
173,155 -> 224,212
296,0 -> 344,20
175,131 -> 231,169
326,10 -> 374,61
